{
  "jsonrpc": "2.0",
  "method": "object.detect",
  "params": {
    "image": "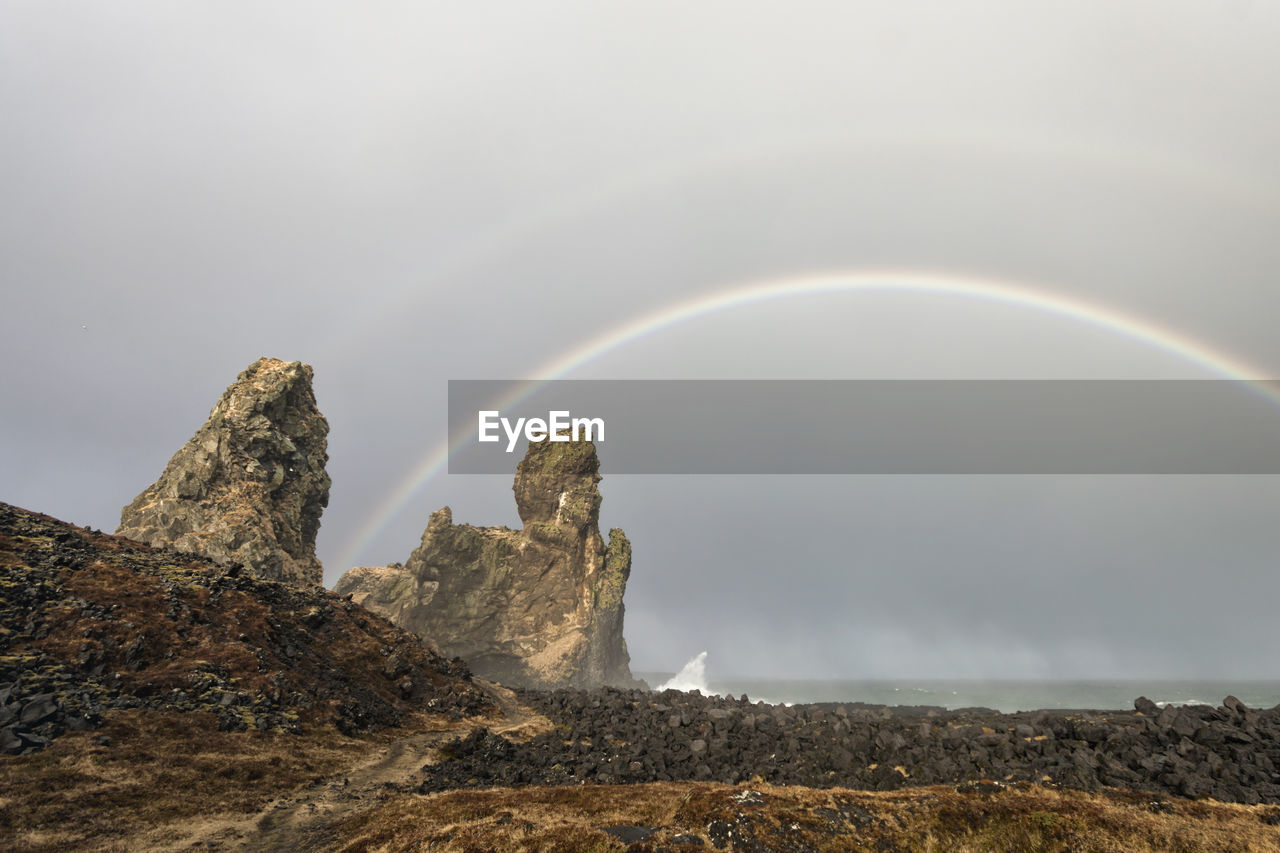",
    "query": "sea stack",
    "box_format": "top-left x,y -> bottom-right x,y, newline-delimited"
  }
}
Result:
117,357 -> 331,586
336,436 -> 634,689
